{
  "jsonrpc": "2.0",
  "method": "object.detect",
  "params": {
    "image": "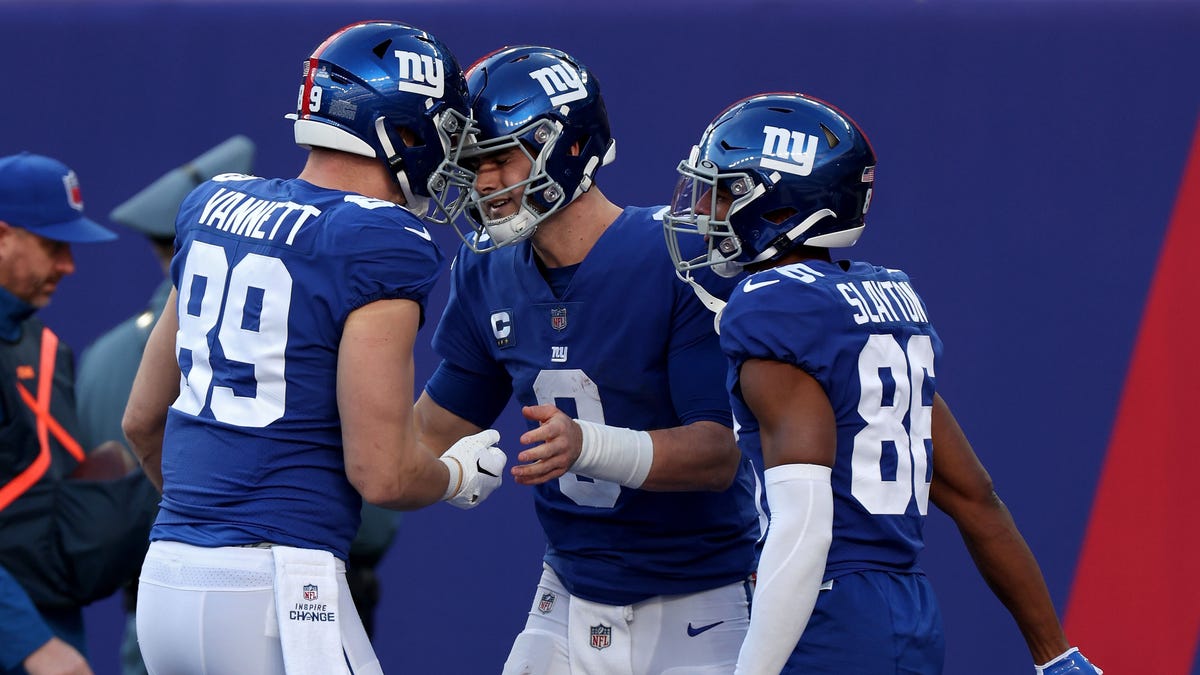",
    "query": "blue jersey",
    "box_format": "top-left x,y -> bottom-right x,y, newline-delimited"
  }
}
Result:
152,175 -> 443,559
430,206 -> 760,604
720,259 -> 944,578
